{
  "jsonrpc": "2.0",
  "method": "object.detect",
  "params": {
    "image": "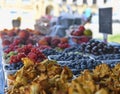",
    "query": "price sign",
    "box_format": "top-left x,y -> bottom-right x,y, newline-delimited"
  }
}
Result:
99,8 -> 112,34
99,7 -> 112,43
